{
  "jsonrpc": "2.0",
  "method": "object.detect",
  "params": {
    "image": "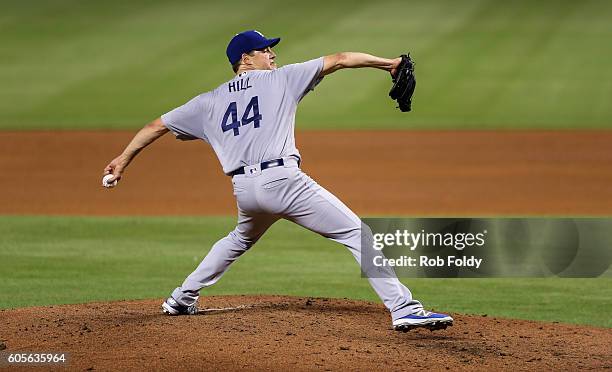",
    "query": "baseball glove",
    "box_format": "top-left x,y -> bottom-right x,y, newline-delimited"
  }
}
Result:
389,54 -> 416,112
